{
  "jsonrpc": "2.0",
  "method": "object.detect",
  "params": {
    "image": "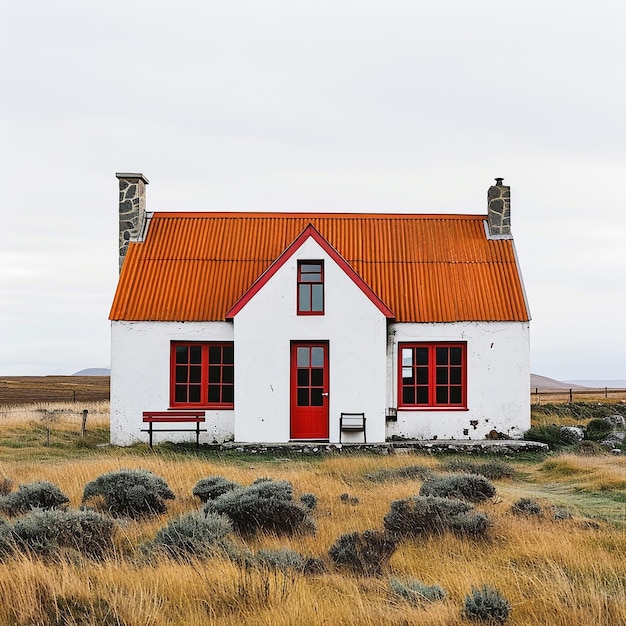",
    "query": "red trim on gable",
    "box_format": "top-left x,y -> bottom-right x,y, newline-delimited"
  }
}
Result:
226,224 -> 395,319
